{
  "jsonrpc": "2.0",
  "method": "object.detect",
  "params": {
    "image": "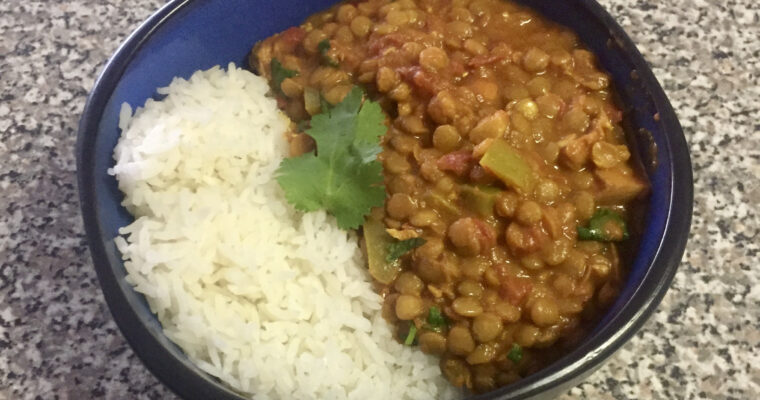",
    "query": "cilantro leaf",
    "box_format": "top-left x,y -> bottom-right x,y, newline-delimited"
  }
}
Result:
318,39 -> 339,67
577,208 -> 629,242
386,237 -> 426,263
276,86 -> 386,230
270,58 -> 298,94
403,323 -> 417,346
426,306 -> 448,329
507,343 -> 523,363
